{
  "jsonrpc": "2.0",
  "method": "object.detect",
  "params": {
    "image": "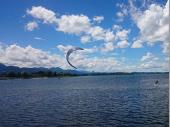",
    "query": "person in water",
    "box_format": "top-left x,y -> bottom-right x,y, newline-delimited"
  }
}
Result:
155,80 -> 159,84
